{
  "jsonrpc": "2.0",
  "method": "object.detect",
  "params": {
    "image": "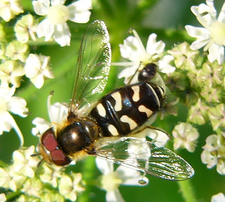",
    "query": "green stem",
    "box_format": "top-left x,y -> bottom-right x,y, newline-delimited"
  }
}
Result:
6,190 -> 22,201
177,180 -> 197,202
